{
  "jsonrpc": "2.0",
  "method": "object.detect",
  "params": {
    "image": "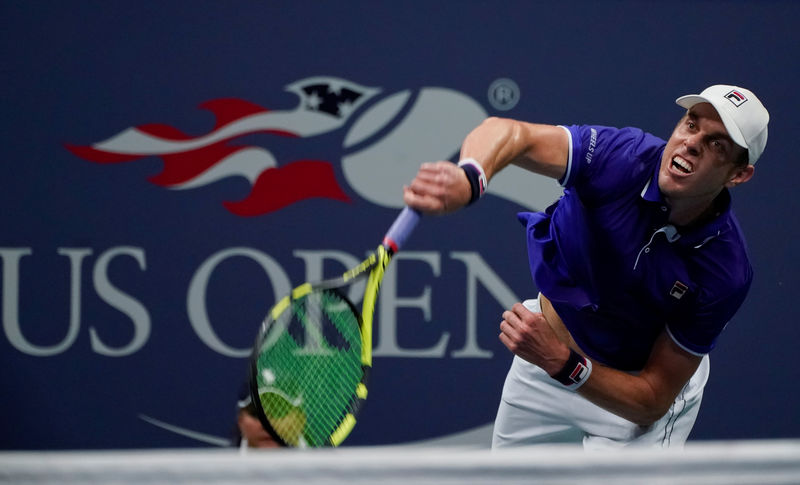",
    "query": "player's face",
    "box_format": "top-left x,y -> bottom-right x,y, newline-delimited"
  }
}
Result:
659,103 -> 751,206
